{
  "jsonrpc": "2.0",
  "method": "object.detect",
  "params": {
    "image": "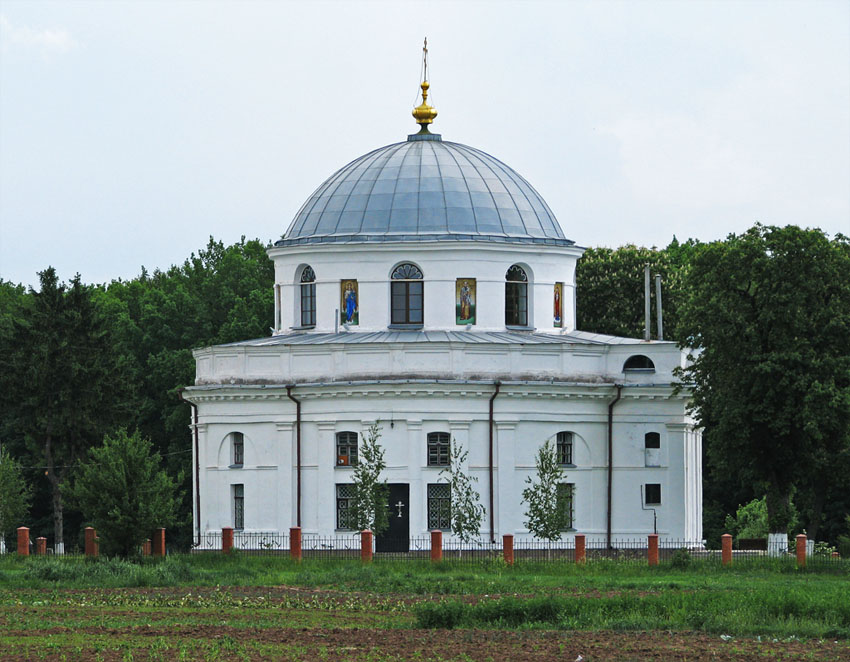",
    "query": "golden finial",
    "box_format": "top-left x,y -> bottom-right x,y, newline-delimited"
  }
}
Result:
412,37 -> 437,130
